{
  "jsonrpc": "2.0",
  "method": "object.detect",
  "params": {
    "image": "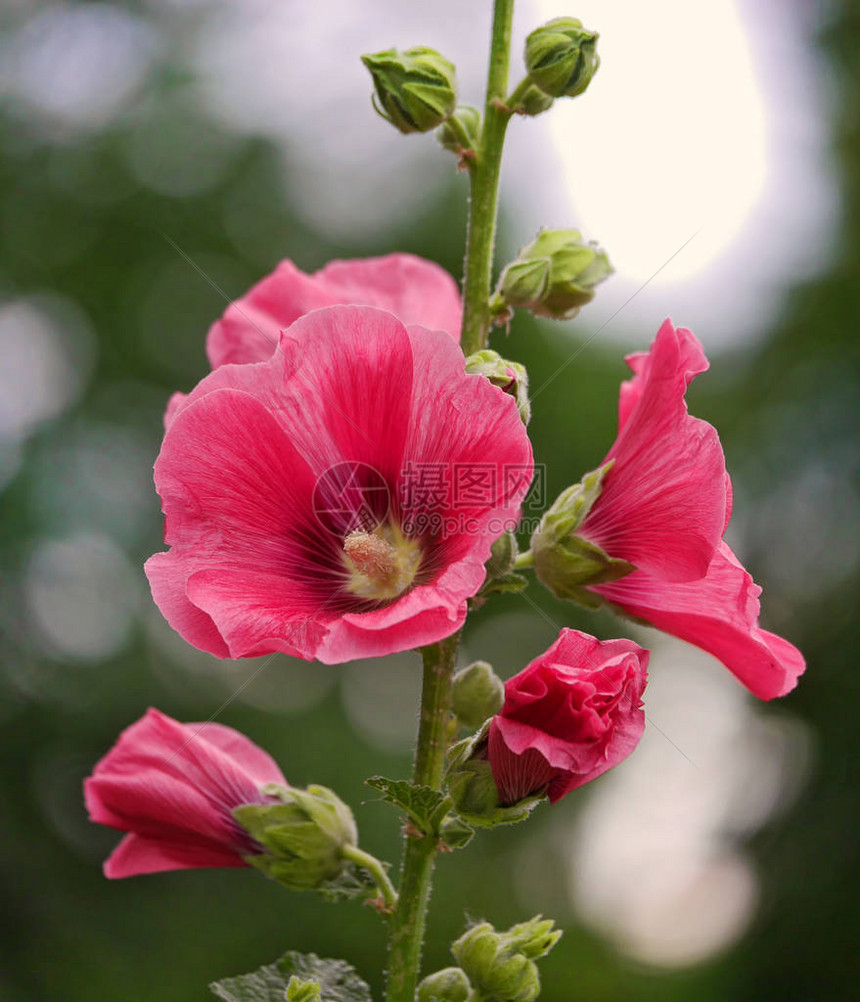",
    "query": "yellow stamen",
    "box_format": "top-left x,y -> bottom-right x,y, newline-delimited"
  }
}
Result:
342,527 -> 422,600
